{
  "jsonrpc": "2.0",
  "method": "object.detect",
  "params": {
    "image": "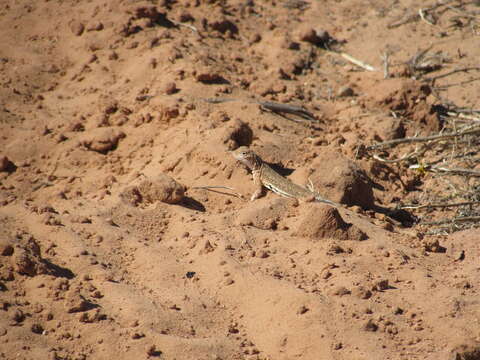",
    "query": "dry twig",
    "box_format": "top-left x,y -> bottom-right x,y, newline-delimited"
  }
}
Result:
190,186 -> 245,200
373,150 -> 422,164
426,66 -> 480,82
434,77 -> 480,90
203,97 -> 317,122
338,51 -> 376,71
387,0 -> 455,28
446,111 -> 480,123
445,4 -> 480,19
381,52 -> 390,79
170,19 -> 199,33
400,200 -> 480,210
427,165 -> 480,177
419,8 -> 437,25
421,215 -> 480,225
367,124 -> 480,150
